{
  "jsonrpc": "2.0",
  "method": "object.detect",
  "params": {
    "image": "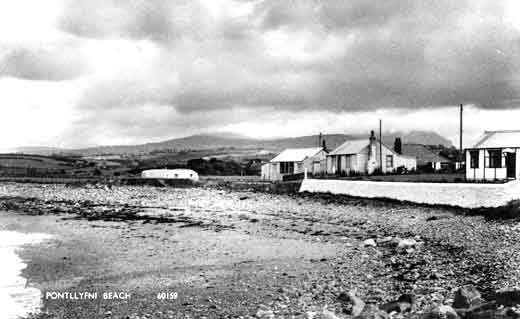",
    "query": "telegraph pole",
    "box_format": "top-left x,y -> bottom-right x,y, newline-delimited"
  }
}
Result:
379,119 -> 383,172
459,104 -> 463,164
